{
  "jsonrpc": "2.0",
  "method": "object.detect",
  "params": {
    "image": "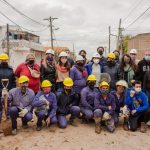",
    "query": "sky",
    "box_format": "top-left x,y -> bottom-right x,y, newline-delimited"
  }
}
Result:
0,0 -> 150,58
